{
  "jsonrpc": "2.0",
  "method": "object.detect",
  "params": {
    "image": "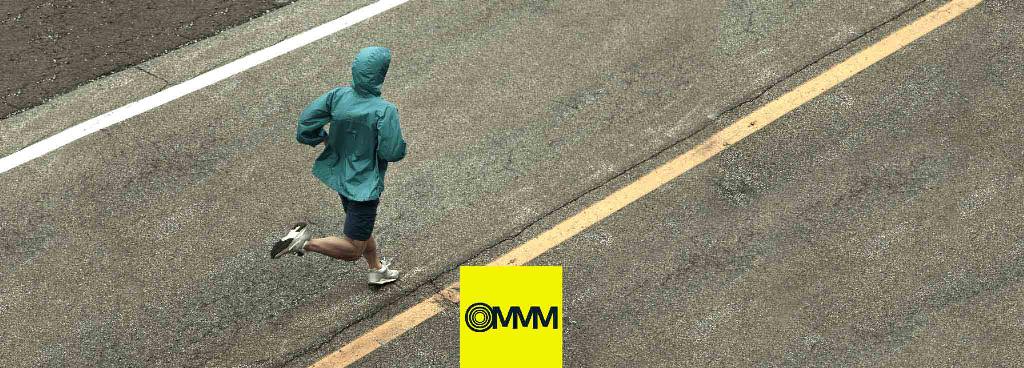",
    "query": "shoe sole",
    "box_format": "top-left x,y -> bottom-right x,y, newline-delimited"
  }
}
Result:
270,223 -> 307,259
270,238 -> 294,259
368,278 -> 399,286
